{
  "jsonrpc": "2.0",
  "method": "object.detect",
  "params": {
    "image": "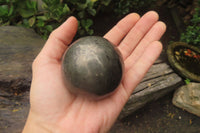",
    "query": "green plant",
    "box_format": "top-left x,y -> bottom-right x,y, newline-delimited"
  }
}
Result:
180,7 -> 200,47
0,0 -> 112,39
0,0 -> 37,26
0,0 -> 54,39
184,78 -> 191,85
112,0 -> 157,16
0,0 -> 155,39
